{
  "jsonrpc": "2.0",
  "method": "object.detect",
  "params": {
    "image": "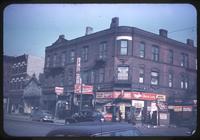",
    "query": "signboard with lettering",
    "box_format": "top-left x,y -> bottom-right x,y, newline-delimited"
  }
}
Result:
174,106 -> 182,112
76,57 -> 81,84
156,94 -> 166,102
160,113 -> 167,120
74,84 -> 93,94
183,106 -> 192,112
55,87 -> 64,95
96,92 -> 113,99
132,100 -> 144,108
